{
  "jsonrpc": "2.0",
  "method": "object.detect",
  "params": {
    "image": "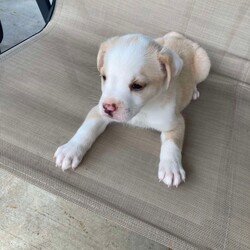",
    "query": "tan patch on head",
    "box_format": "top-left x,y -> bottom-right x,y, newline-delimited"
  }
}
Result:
138,41 -> 165,87
126,35 -> 140,43
139,64 -> 165,87
97,36 -> 120,72
146,40 -> 162,54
